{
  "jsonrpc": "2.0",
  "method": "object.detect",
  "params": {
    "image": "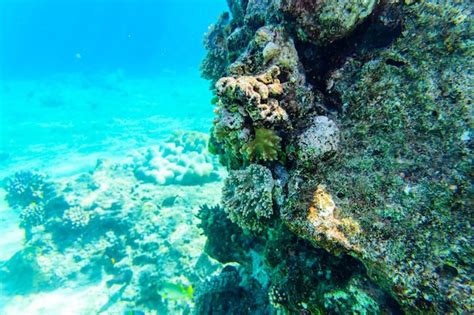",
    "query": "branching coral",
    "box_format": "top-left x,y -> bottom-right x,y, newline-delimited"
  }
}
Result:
19,203 -> 45,229
62,206 -> 90,230
222,164 -> 274,231
4,170 -> 55,209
